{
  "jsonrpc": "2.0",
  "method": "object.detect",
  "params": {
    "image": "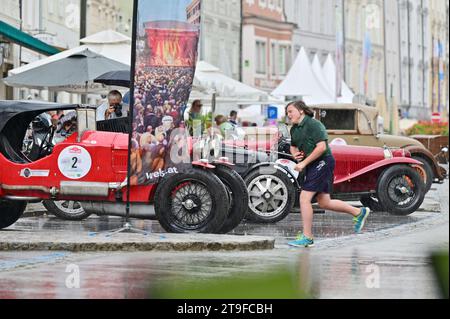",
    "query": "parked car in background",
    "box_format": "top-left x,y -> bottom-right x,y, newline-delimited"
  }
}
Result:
311,103 -> 447,192
410,135 -> 449,165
